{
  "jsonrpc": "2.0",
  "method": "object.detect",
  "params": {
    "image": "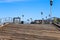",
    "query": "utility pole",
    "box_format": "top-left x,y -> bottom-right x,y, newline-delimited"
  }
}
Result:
50,0 -> 53,24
